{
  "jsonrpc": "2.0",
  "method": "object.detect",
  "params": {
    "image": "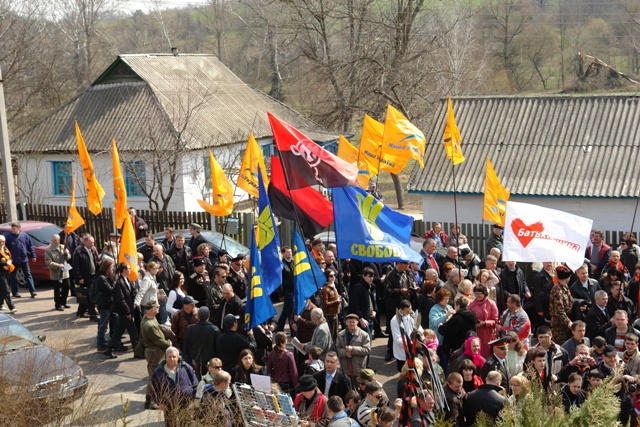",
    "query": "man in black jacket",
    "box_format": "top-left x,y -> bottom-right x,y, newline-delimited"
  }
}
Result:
216,314 -> 256,372
585,290 -> 612,341
184,306 -> 220,377
348,267 -> 375,338
105,263 -> 138,358
313,351 -> 352,401
276,246 -> 294,332
188,223 -> 208,253
72,235 -> 100,321
167,234 -> 193,276
462,371 -> 507,427
570,264 -> 601,306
